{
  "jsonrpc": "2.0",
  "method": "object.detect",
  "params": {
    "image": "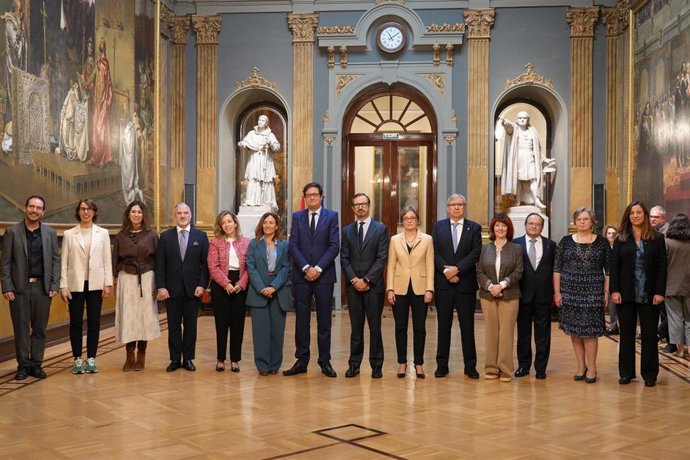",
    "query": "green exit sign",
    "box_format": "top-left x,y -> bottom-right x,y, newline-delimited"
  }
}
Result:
382,133 -> 399,139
